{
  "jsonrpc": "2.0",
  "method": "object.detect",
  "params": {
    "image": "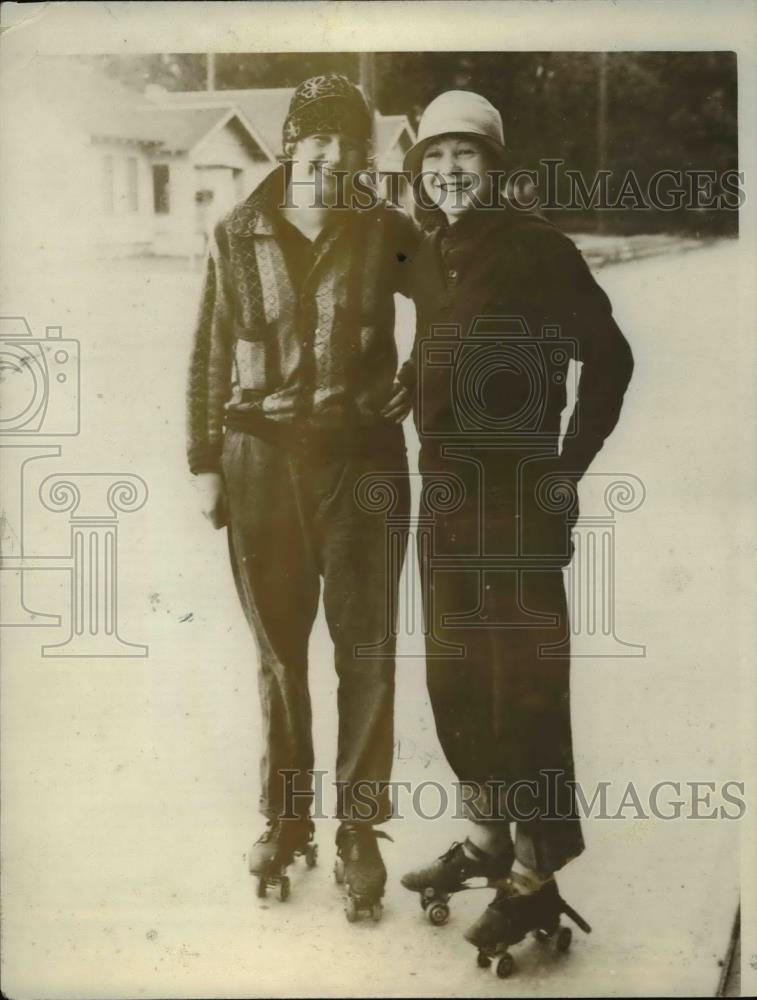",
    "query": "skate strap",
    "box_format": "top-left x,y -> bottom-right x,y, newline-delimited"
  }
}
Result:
460,838 -> 489,862
340,827 -> 394,843
559,898 -> 592,934
255,820 -> 276,844
440,840 -> 464,861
